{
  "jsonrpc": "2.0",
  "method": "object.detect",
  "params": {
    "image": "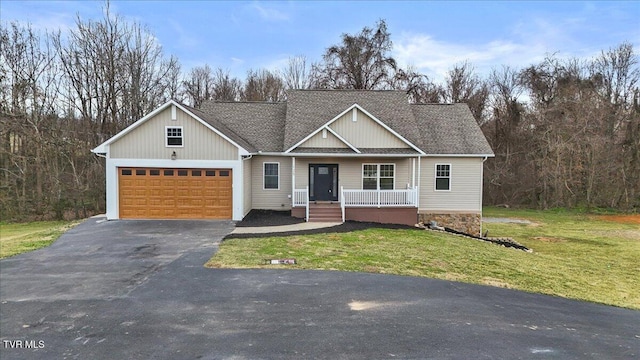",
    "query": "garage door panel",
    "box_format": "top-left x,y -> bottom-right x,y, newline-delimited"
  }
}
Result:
118,167 -> 232,219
